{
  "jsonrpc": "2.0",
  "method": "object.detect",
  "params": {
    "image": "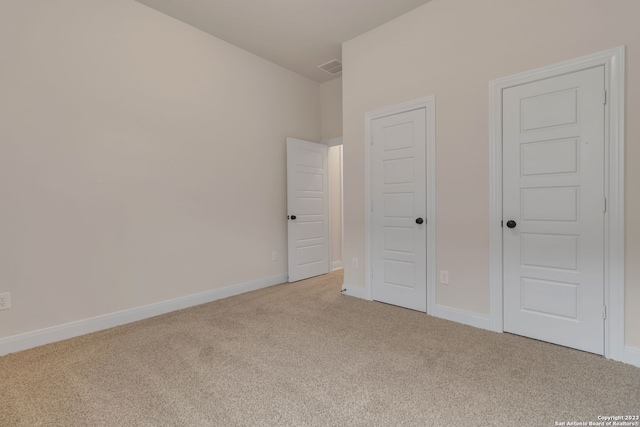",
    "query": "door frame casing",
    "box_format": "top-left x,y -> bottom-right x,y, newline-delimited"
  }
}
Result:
364,96 -> 437,313
489,46 -> 626,360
